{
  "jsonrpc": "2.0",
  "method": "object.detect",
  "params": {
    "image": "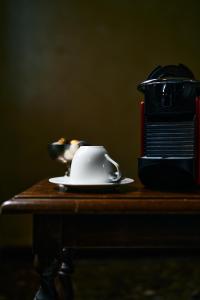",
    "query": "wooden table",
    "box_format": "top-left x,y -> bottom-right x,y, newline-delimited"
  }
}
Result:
2,179 -> 200,300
